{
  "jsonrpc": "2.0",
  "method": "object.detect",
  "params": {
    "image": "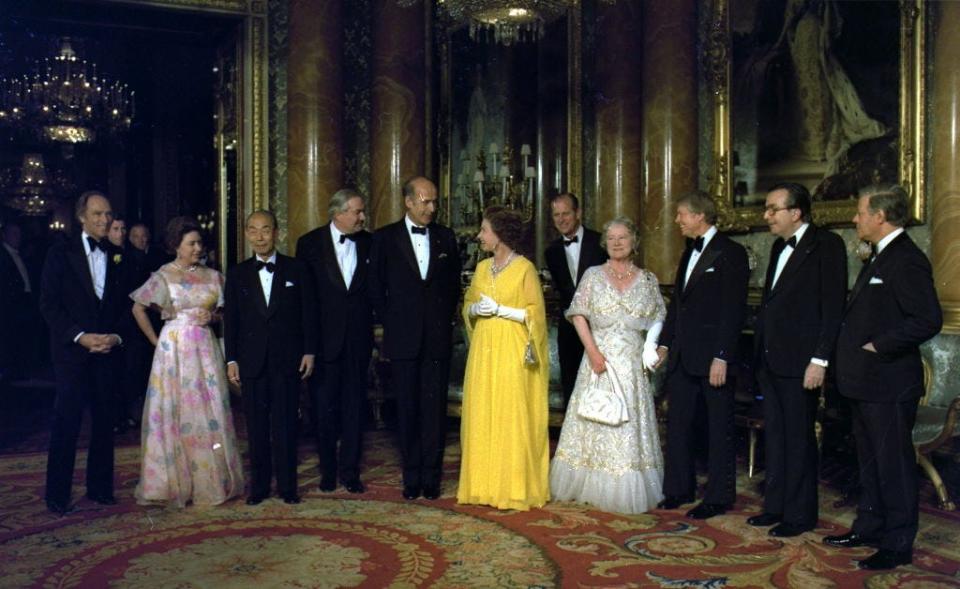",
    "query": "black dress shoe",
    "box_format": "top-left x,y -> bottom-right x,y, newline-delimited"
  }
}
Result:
46,499 -> 72,516
857,549 -> 912,570
318,478 -> 337,493
86,493 -> 117,505
282,494 -> 302,505
769,522 -> 814,537
656,495 -> 694,510
746,513 -> 782,527
686,502 -> 731,519
823,532 -> 880,548
246,495 -> 267,505
402,485 -> 421,500
343,480 -> 365,494
422,485 -> 441,500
